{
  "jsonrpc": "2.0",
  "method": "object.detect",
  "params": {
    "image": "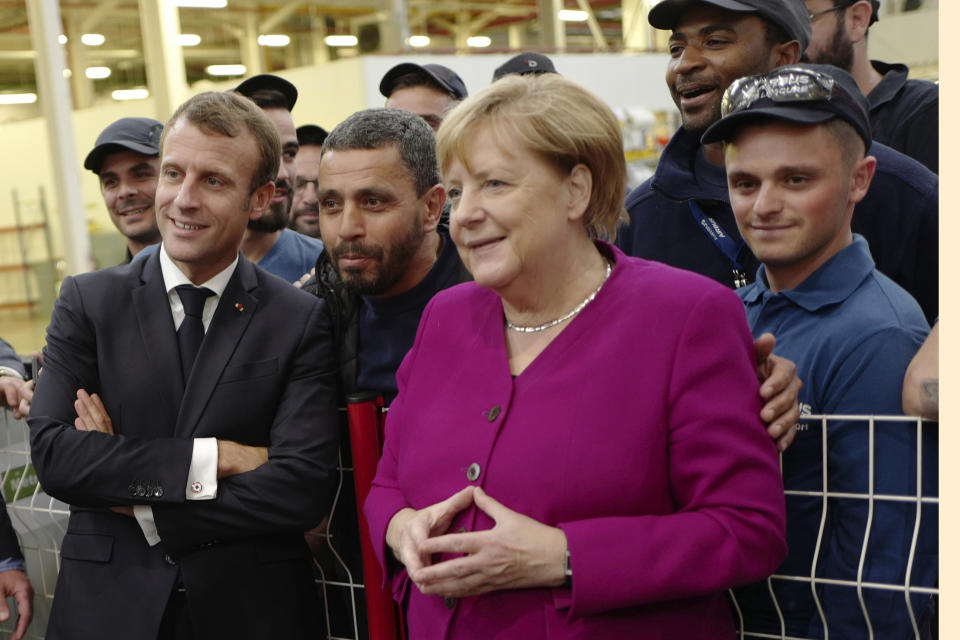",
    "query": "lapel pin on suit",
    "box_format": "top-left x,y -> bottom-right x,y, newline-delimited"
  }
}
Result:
234,303 -> 244,312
